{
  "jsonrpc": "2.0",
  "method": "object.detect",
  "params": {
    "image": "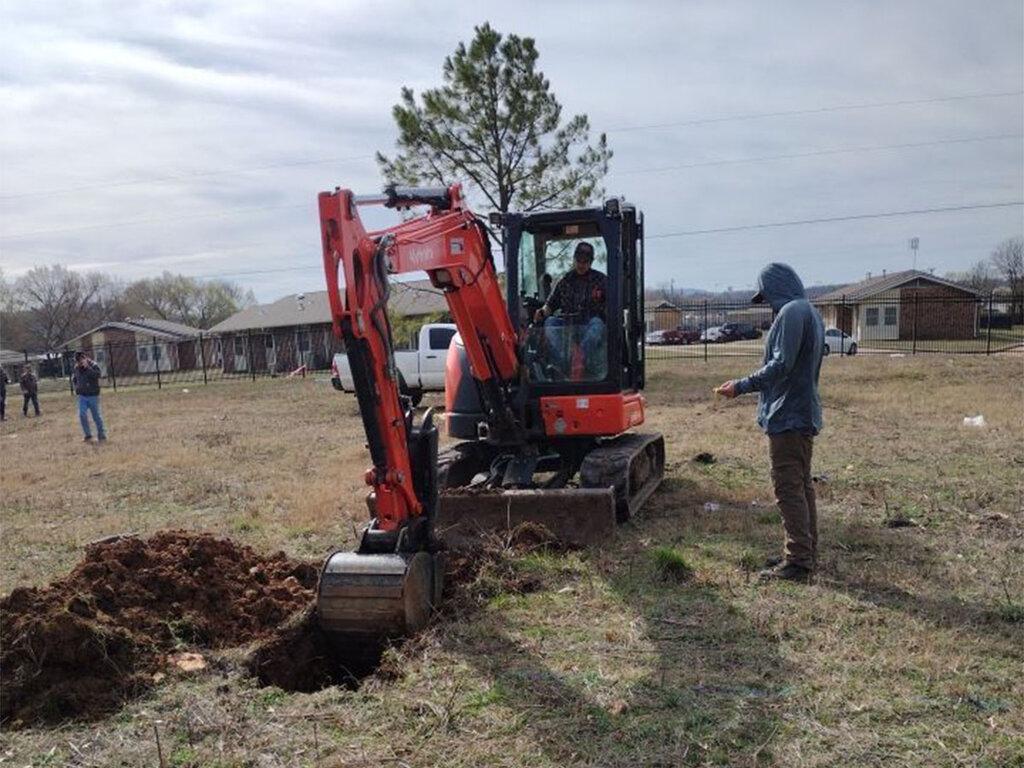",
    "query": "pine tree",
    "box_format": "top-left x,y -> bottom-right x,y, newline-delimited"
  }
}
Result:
377,23 -> 612,219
